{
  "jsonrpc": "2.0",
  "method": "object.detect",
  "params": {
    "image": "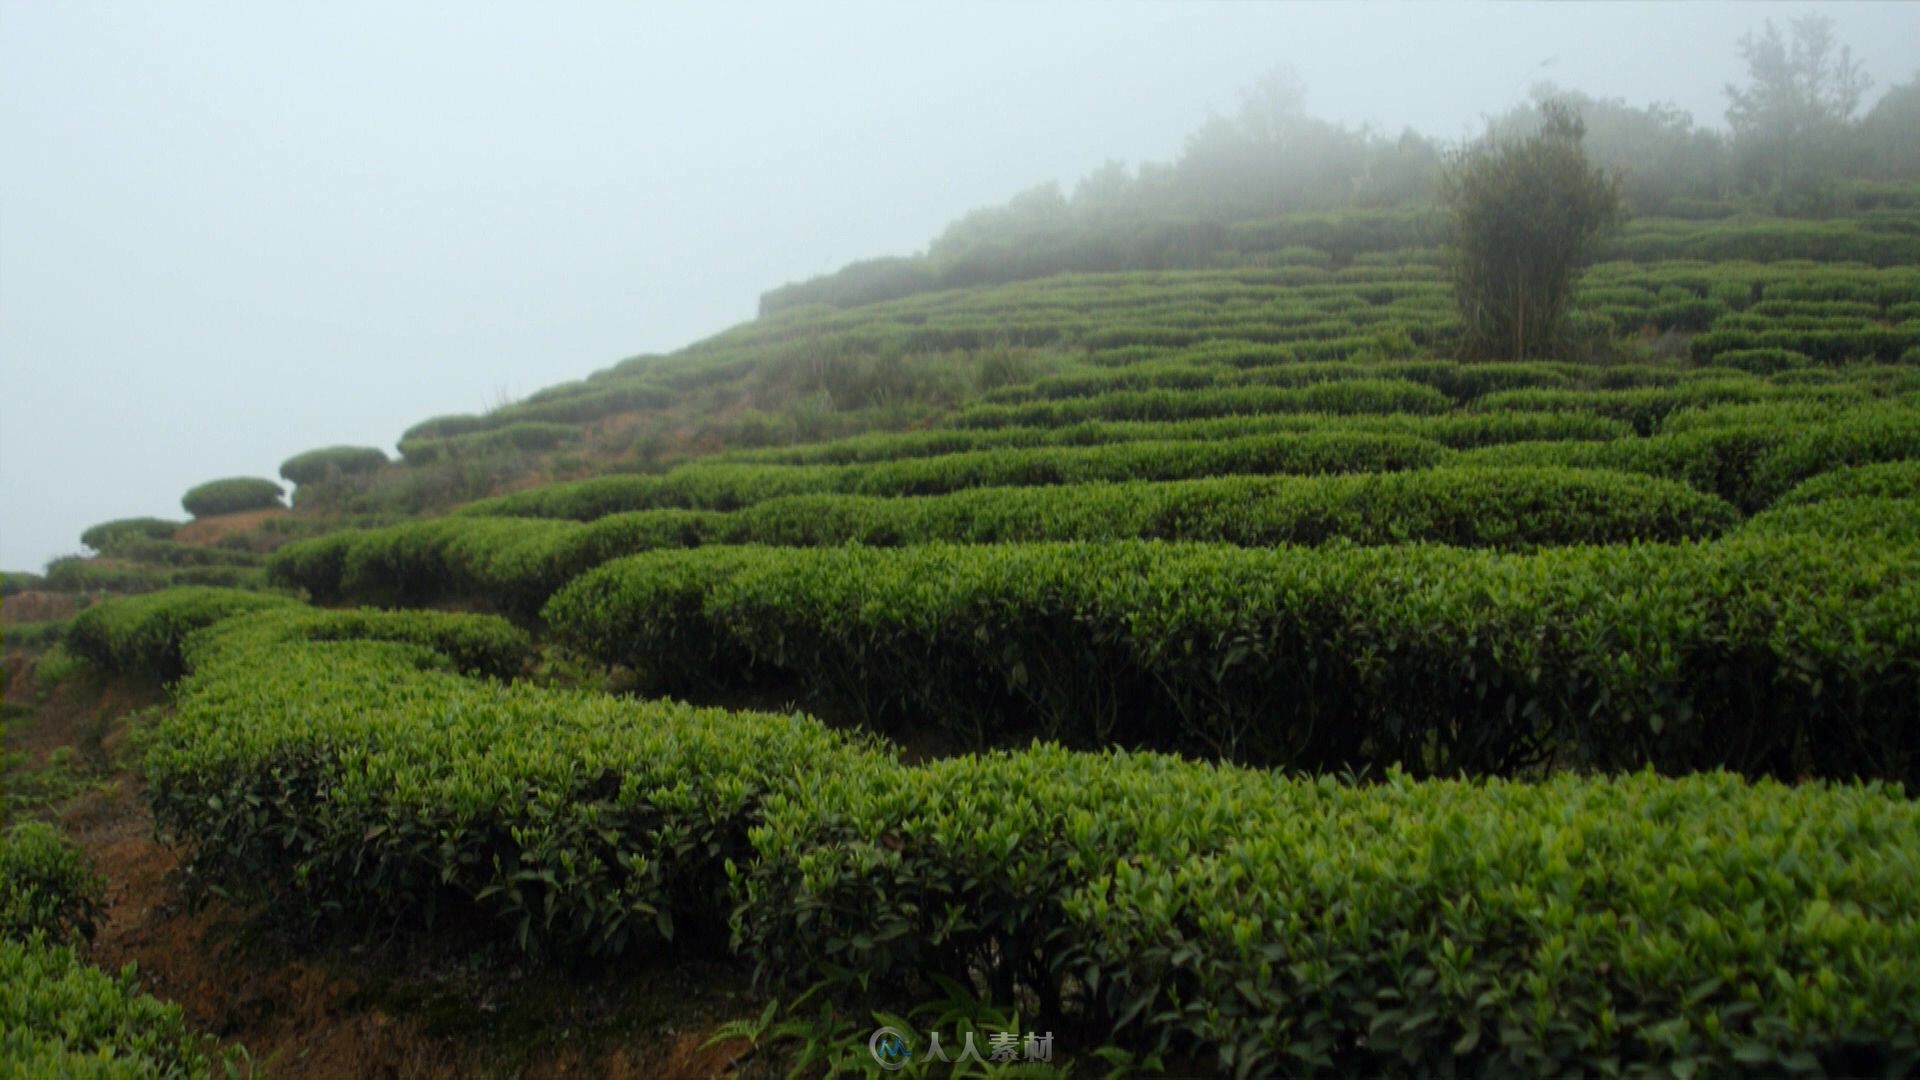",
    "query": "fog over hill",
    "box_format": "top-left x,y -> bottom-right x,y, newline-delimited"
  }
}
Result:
3,1 -> 1918,570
